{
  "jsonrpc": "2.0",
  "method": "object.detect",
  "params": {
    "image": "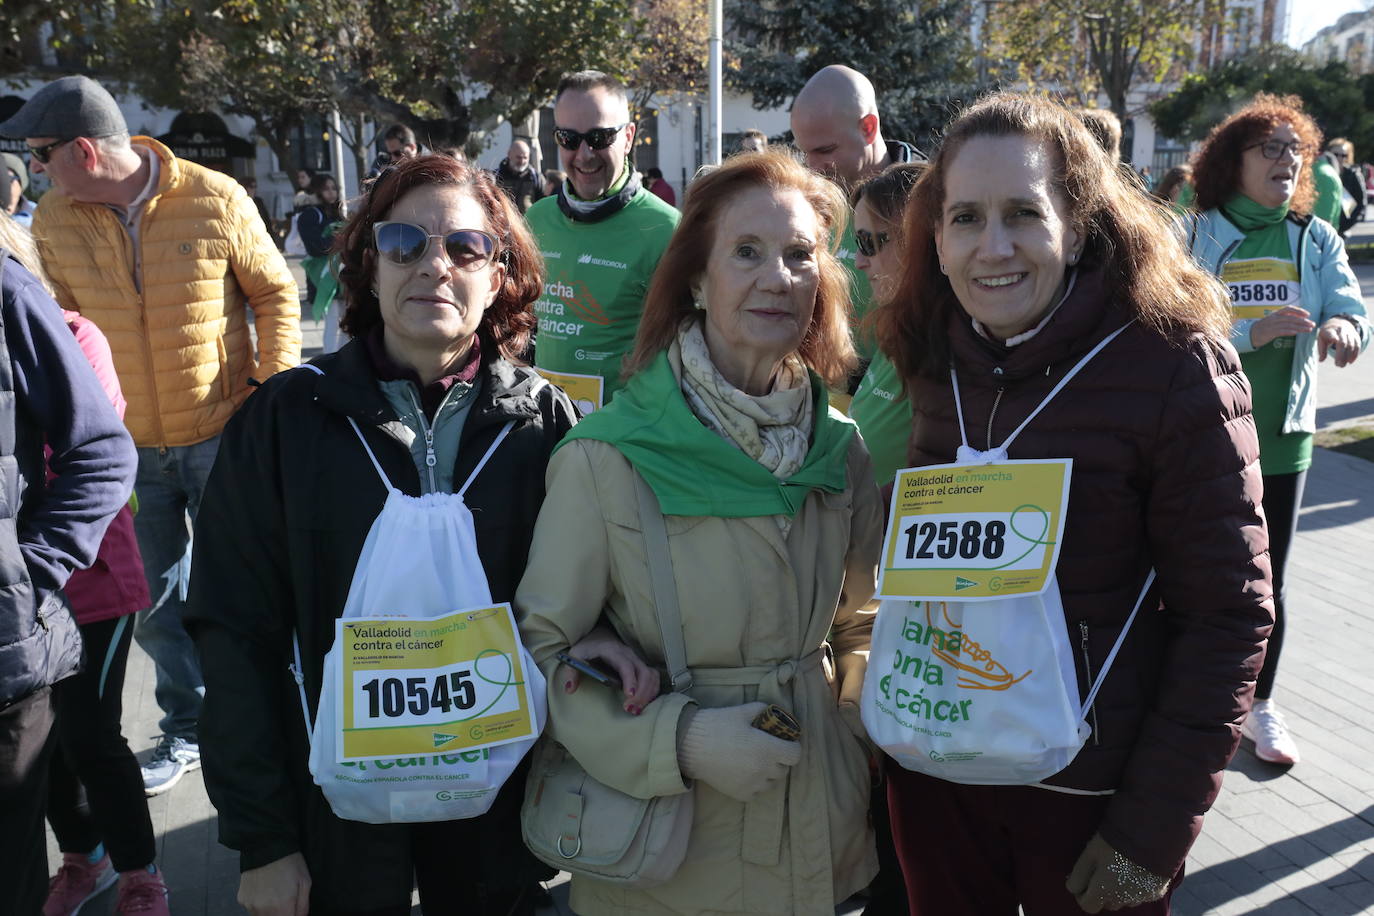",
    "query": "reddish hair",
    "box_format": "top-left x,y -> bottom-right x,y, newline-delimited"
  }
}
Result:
1190,93 -> 1322,215
876,92 -> 1232,383
623,149 -> 856,387
336,155 -> 542,360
